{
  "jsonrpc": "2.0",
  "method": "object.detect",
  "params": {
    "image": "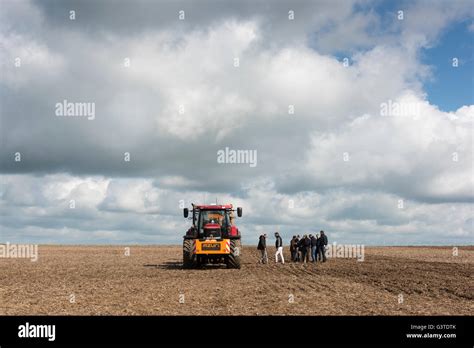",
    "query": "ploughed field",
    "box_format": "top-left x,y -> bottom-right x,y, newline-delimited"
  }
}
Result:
1,245 -> 472,315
